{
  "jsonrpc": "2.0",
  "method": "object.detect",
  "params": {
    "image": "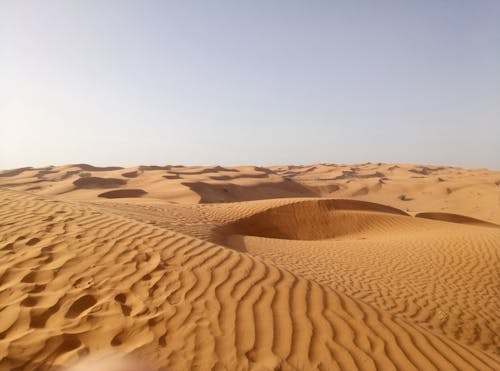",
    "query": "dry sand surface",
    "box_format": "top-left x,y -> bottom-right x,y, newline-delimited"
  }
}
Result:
0,163 -> 499,370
